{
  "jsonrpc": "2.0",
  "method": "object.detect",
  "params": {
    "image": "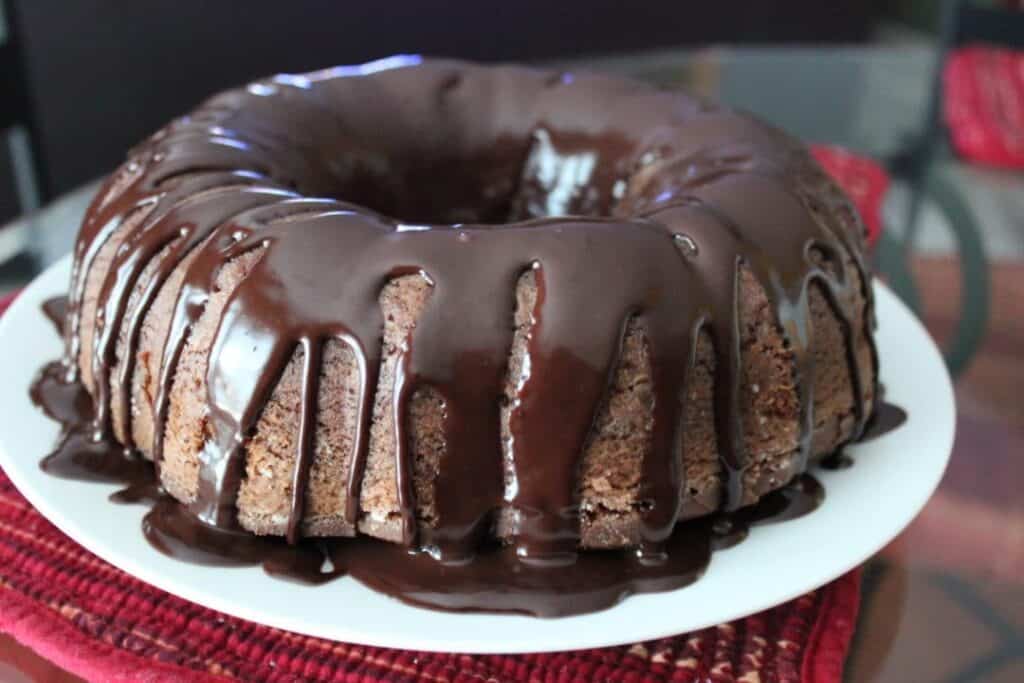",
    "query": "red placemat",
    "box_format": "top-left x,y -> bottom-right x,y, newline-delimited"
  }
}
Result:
0,146 -> 883,682
0,459 -> 860,683
944,45 -> 1024,169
